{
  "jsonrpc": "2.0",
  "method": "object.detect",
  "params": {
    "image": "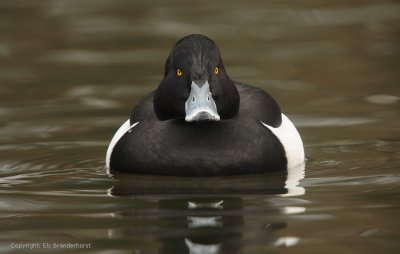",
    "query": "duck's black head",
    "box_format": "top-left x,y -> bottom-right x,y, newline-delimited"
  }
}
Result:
154,34 -> 240,122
